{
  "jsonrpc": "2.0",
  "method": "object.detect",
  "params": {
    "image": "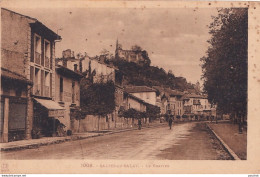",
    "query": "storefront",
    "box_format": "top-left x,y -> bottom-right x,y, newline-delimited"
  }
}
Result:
33,98 -> 65,138
1,67 -> 33,142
